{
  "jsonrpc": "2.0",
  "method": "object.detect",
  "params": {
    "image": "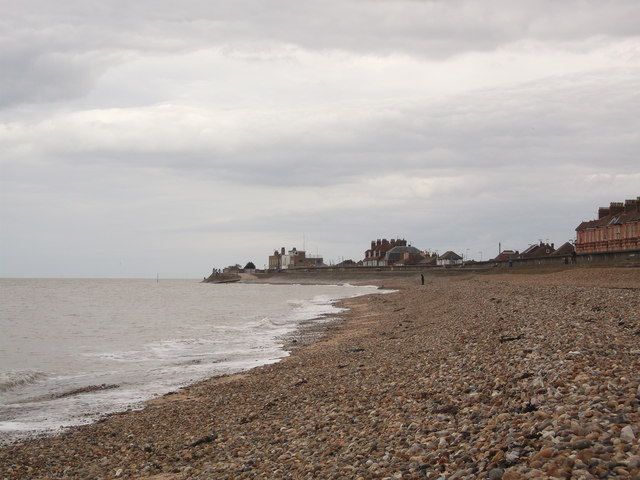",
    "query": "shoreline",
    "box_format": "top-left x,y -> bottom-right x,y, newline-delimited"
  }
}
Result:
0,281 -> 382,446
1,268 -> 639,479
